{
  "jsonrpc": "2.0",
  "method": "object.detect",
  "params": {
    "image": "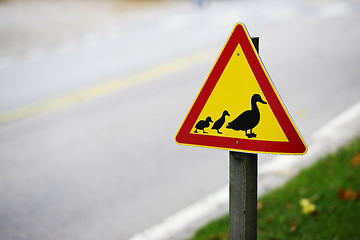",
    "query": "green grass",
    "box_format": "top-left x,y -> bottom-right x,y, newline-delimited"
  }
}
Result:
188,138 -> 360,240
